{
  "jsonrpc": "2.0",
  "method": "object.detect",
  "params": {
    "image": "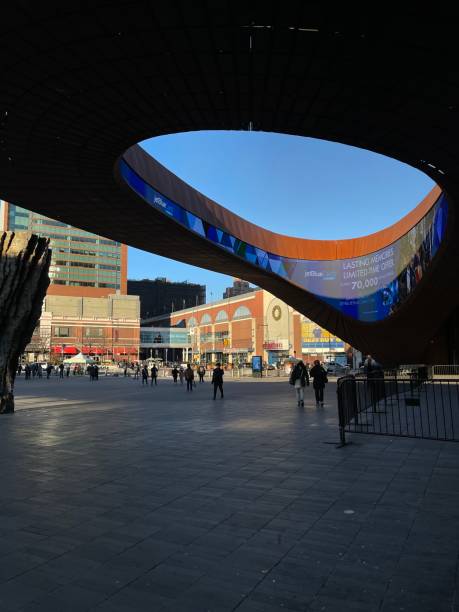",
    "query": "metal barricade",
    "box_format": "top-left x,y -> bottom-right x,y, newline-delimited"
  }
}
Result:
337,375 -> 459,444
